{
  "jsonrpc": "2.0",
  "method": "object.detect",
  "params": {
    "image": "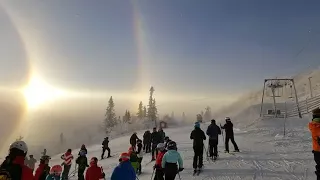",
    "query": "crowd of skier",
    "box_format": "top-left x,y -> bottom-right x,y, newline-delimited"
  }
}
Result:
2,109 -> 320,180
